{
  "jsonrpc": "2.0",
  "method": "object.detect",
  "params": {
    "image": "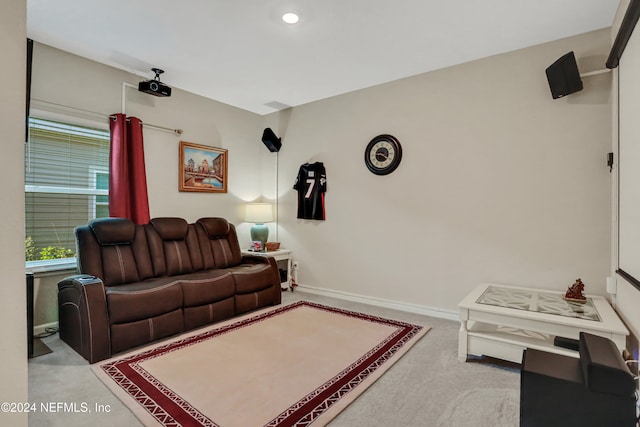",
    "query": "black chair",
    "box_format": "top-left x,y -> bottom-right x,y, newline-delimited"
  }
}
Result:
520,332 -> 637,427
